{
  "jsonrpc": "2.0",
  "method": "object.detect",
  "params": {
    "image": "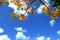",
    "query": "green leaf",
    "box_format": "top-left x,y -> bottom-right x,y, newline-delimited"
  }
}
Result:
0,2 -> 3,5
29,0 -> 36,4
28,10 -> 34,14
53,4 -> 57,7
4,2 -> 9,6
50,0 -> 56,2
11,14 -> 16,19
